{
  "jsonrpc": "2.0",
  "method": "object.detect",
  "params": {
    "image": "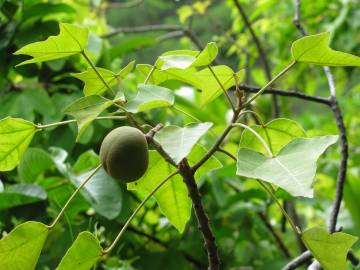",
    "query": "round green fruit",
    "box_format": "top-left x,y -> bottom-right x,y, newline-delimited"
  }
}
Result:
100,126 -> 149,183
